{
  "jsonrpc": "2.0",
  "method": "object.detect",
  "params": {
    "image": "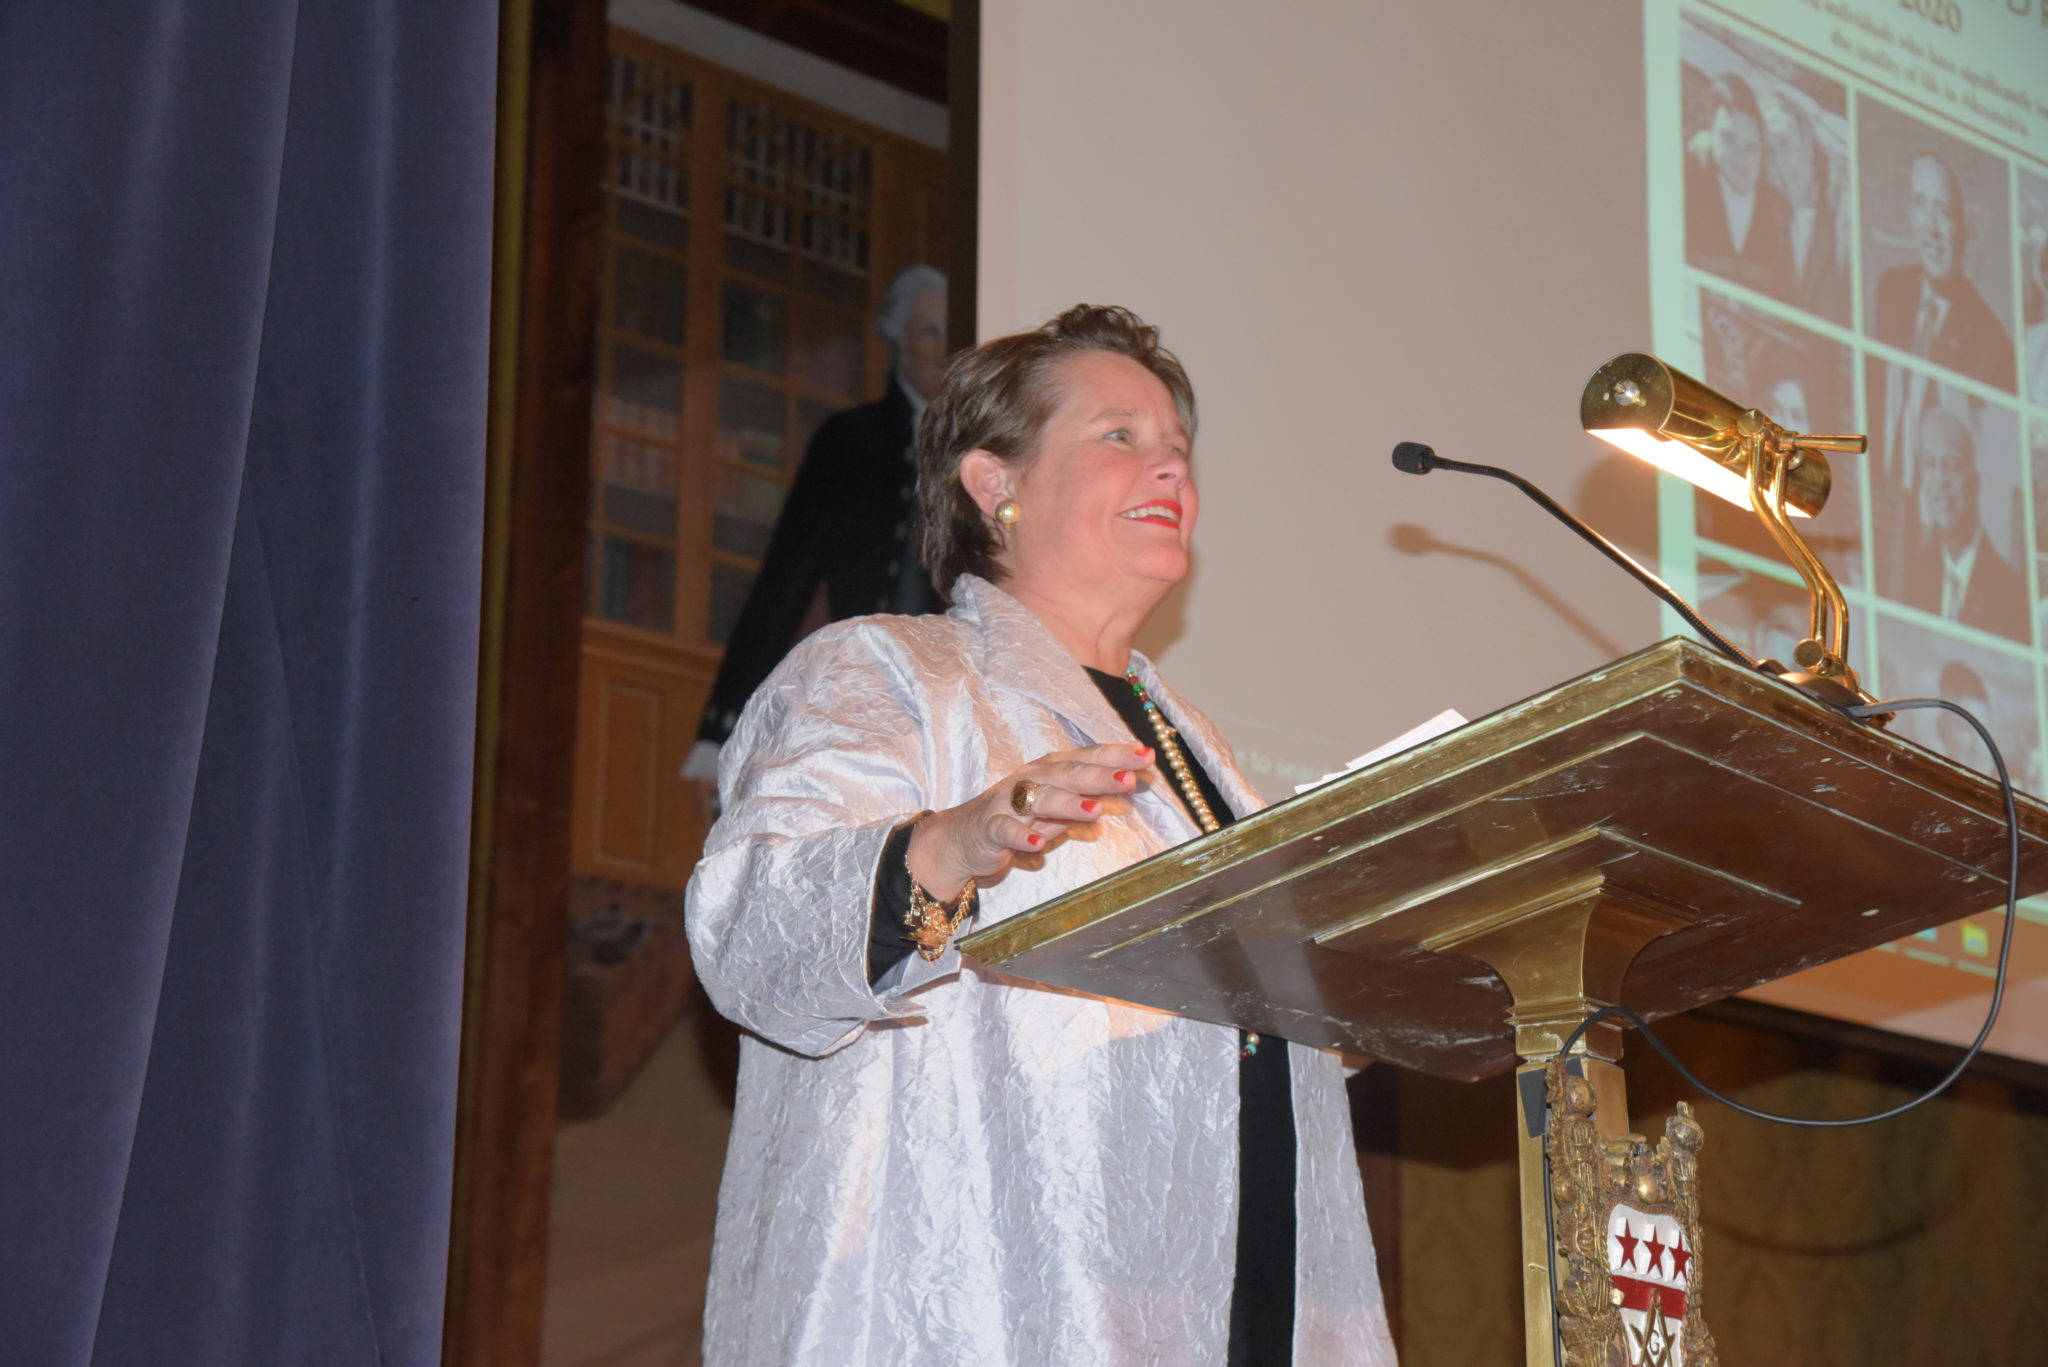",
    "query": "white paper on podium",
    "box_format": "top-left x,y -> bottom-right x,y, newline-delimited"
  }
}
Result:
1294,708 -> 1468,794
